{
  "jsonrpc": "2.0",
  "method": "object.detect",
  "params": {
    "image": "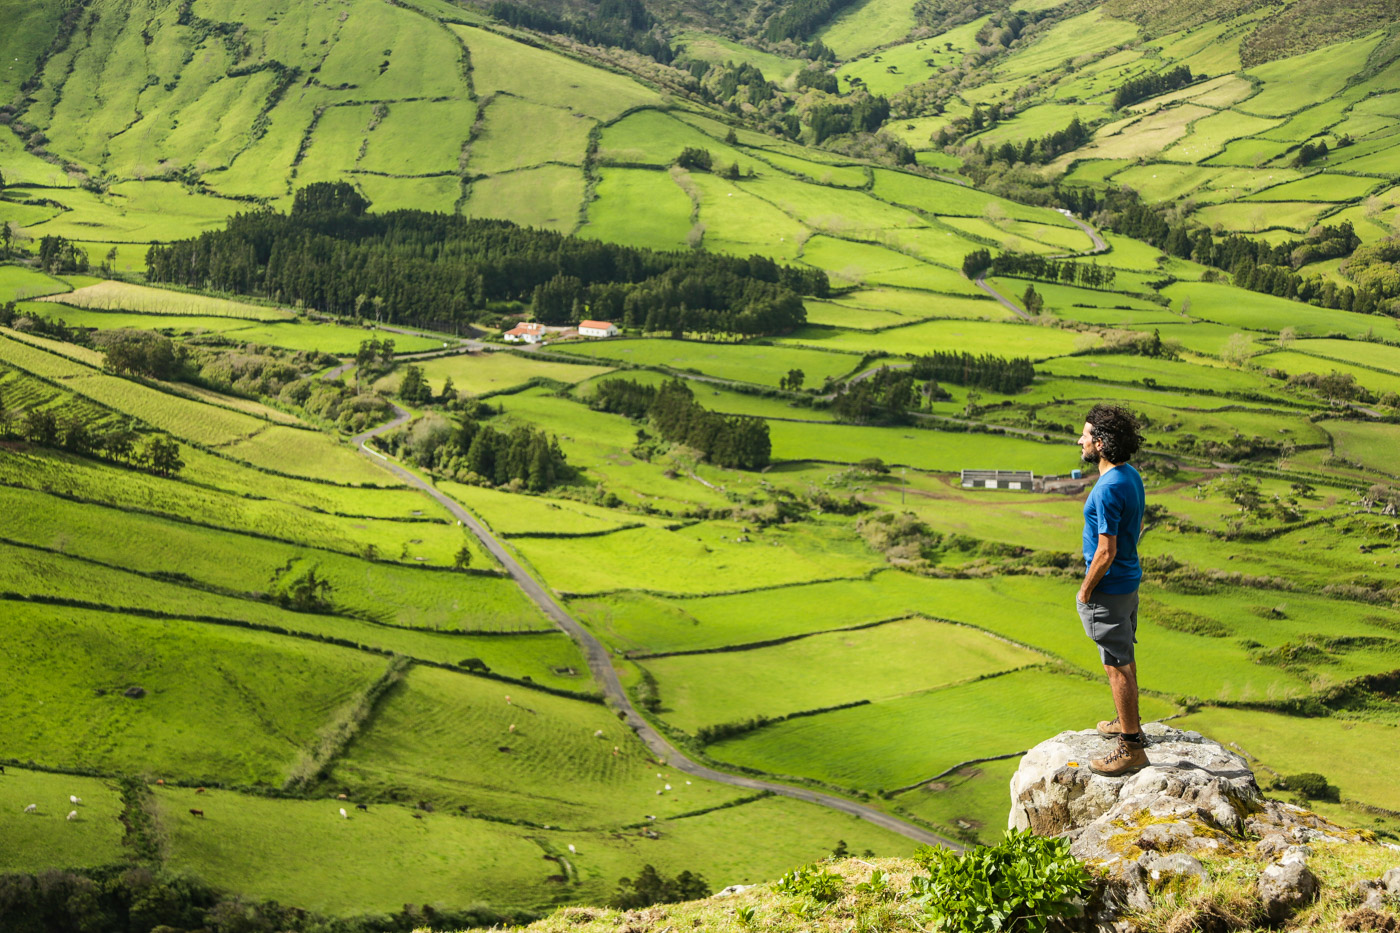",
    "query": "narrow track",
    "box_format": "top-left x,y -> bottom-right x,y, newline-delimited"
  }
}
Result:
973,210 -> 1108,317
351,403 -> 963,850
